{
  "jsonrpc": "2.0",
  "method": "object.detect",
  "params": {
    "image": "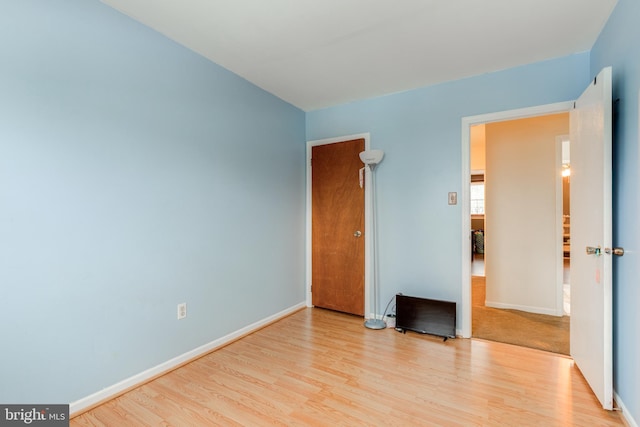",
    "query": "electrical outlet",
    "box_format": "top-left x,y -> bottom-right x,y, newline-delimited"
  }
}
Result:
177,303 -> 187,320
448,192 -> 457,205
